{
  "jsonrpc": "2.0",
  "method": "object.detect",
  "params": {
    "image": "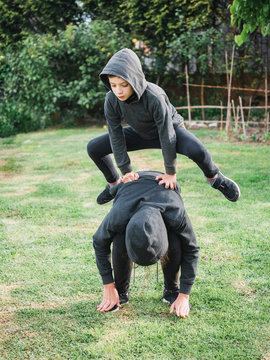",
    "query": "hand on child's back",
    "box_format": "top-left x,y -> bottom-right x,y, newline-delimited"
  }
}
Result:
123,171 -> 140,183
156,173 -> 177,190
